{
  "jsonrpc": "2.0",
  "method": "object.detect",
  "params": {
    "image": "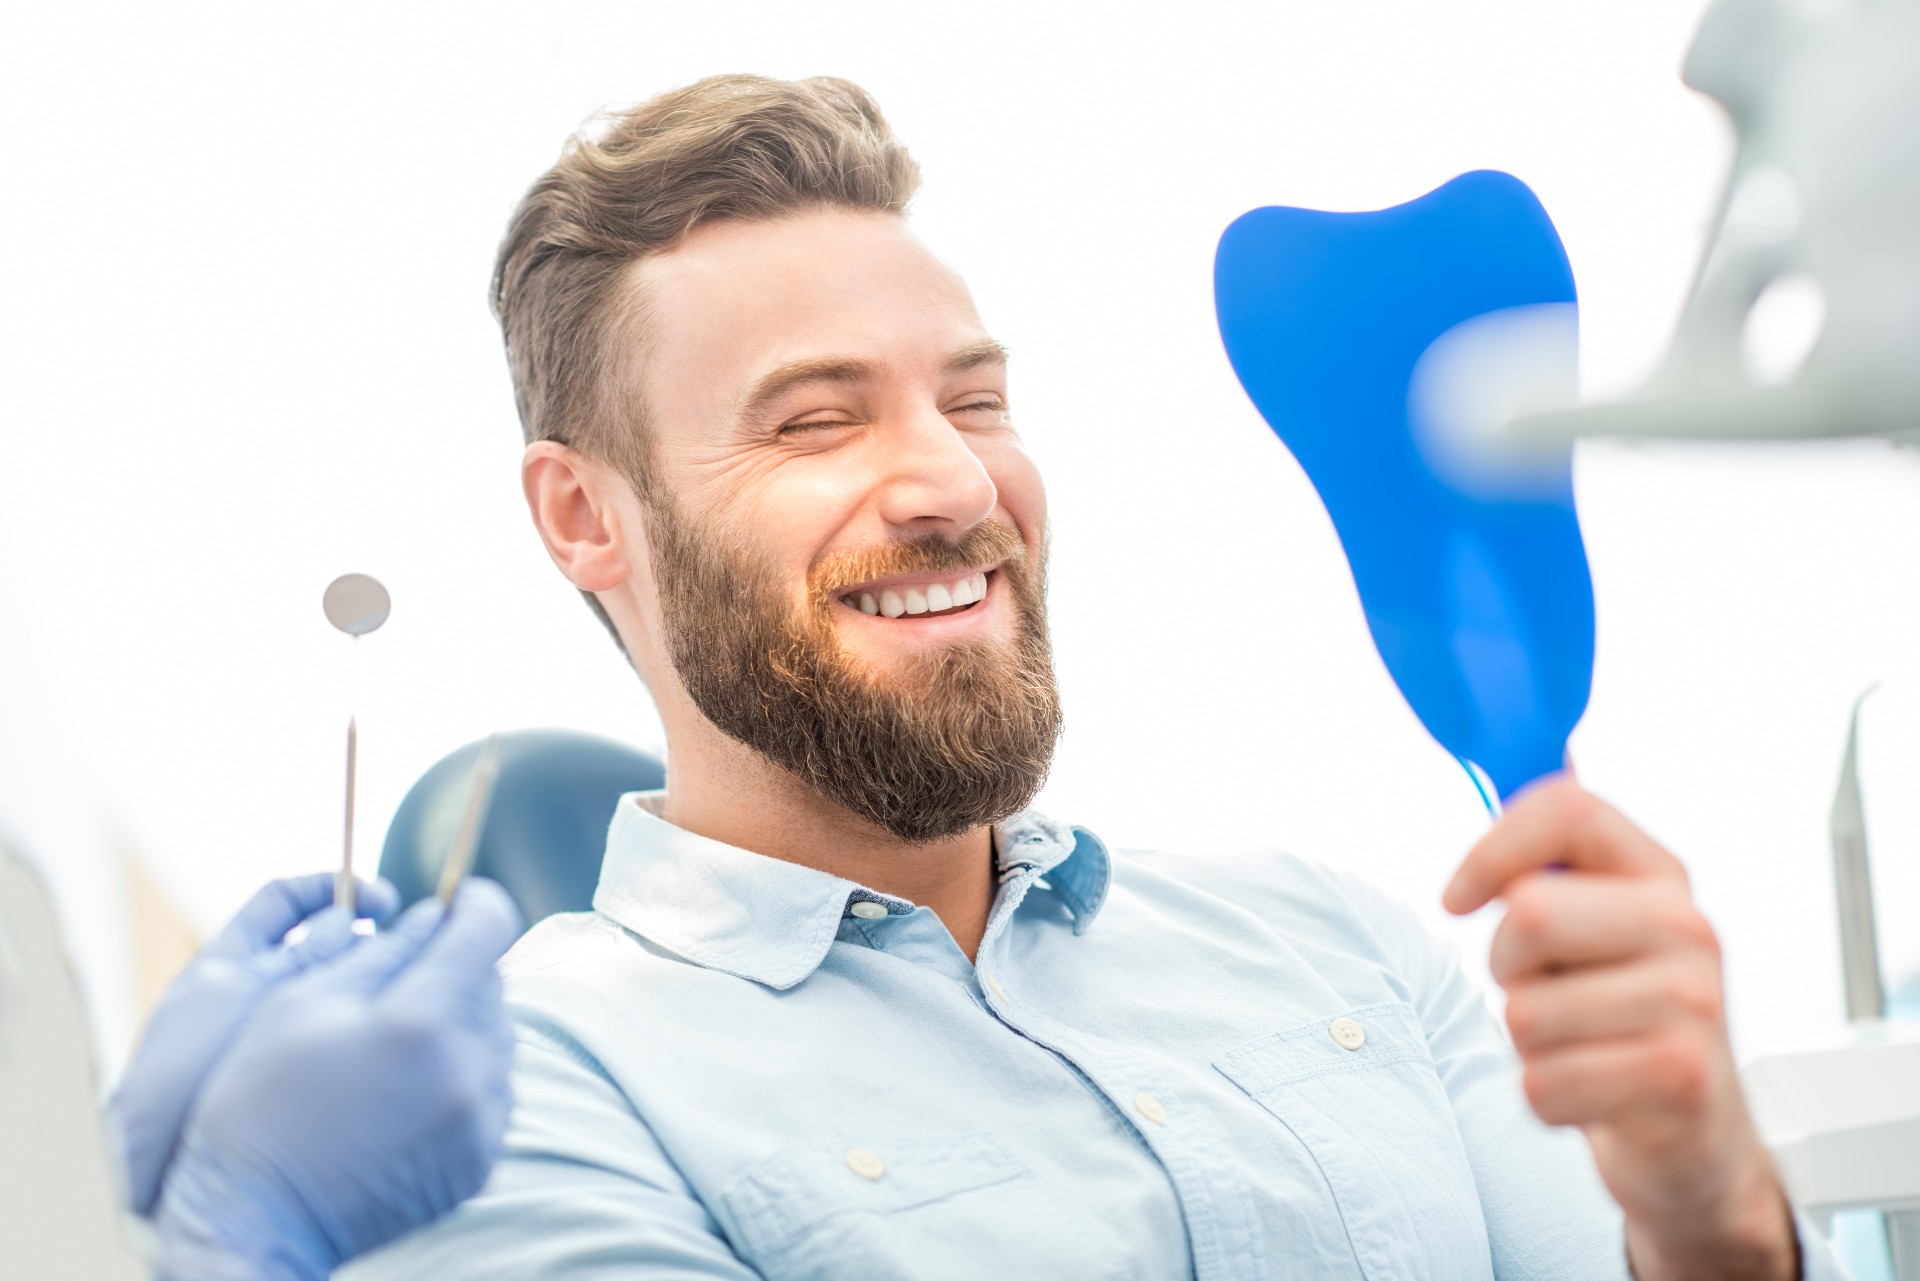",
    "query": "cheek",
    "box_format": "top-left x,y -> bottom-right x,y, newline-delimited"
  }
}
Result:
986,447 -> 1048,545
735,475 -> 868,599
